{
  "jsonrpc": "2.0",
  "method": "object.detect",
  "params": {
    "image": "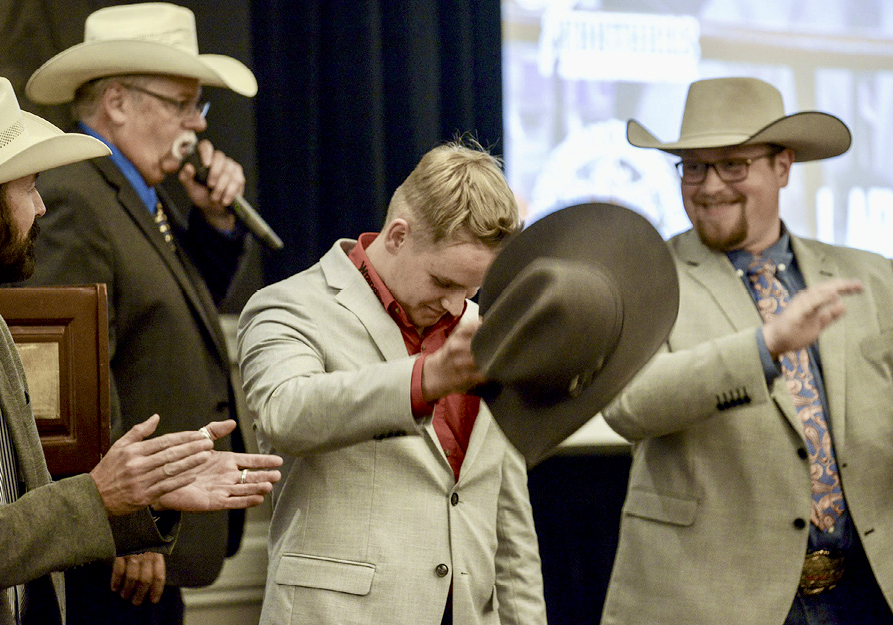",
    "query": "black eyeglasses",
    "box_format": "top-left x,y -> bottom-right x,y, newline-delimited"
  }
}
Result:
675,151 -> 779,184
120,83 -> 210,119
